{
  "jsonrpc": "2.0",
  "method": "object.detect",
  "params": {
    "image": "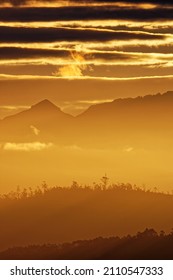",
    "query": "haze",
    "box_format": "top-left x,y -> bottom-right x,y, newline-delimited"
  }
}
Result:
0,0 -> 173,193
